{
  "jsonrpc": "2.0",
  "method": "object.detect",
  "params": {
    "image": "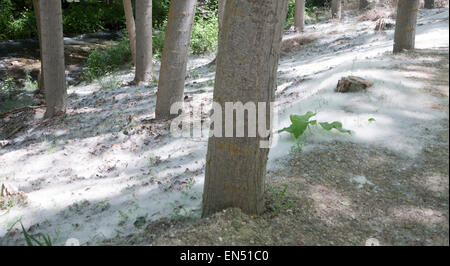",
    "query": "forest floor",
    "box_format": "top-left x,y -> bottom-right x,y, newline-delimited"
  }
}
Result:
0,8 -> 448,246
